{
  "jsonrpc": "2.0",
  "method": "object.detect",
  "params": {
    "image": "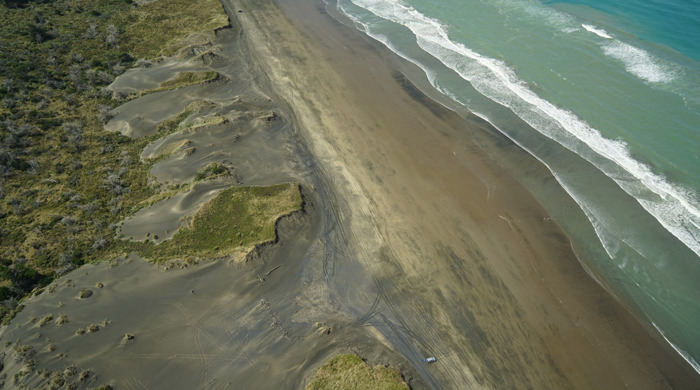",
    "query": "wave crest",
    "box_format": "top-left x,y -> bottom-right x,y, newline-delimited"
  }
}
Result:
602,41 -> 676,83
343,0 -> 700,258
582,23 -> 613,39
